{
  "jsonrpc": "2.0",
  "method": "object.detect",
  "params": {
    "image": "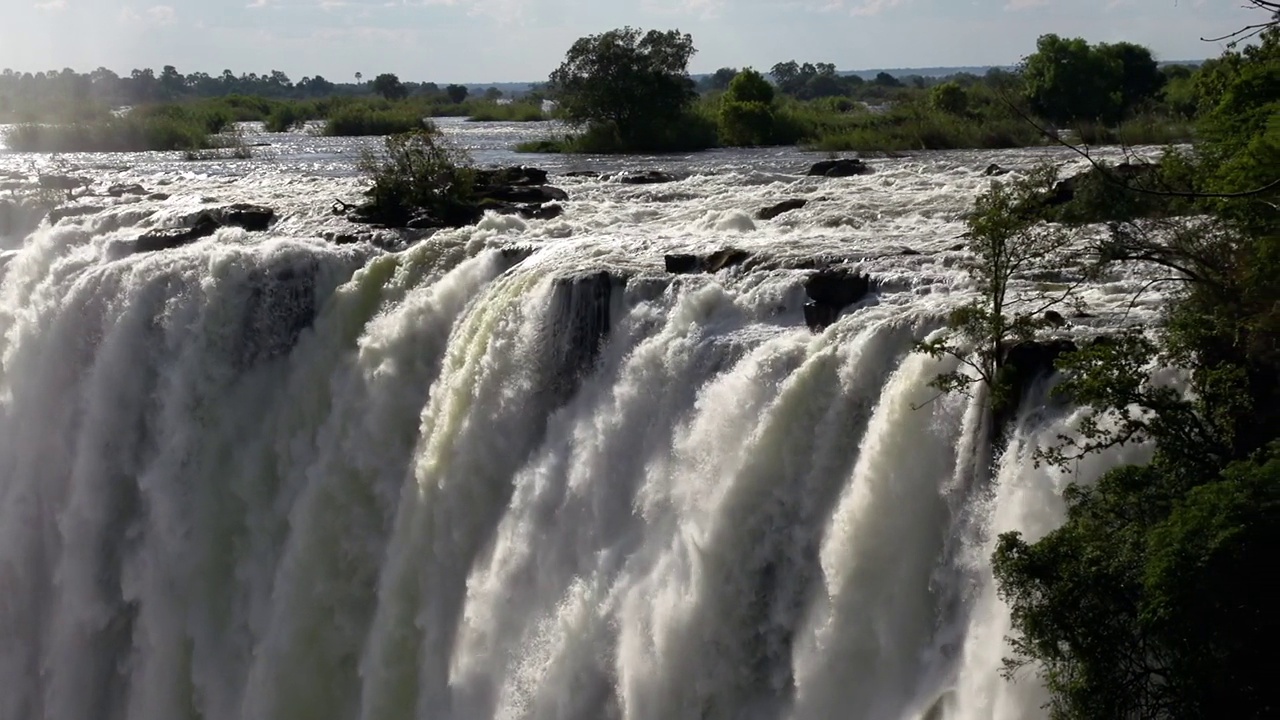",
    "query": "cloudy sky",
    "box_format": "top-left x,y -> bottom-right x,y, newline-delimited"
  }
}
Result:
1,1 -> 1263,83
